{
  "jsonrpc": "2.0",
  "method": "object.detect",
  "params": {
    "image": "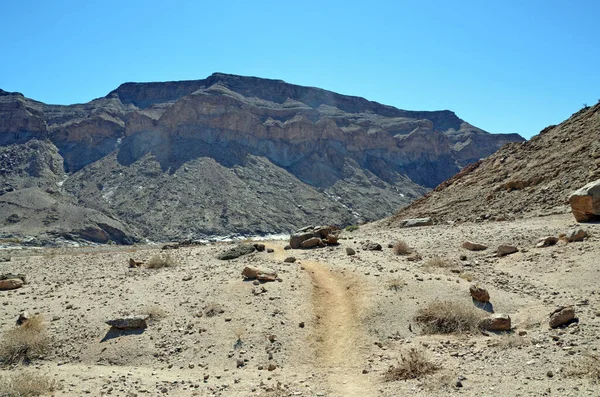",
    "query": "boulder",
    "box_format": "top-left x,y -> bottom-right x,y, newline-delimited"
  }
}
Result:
289,232 -> 315,249
106,315 -> 149,330
326,234 -> 339,245
315,226 -> 331,239
0,278 -> 23,290
565,228 -> 587,242
284,257 -> 296,263
479,314 -> 511,331
568,179 -> 600,222
549,306 -> 576,328
462,241 -> 488,251
536,236 -> 558,248
497,245 -> 519,256
301,237 -> 321,249
241,266 -> 278,282
399,218 -> 433,228
346,247 -> 356,256
469,285 -> 490,302
217,244 -> 256,260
